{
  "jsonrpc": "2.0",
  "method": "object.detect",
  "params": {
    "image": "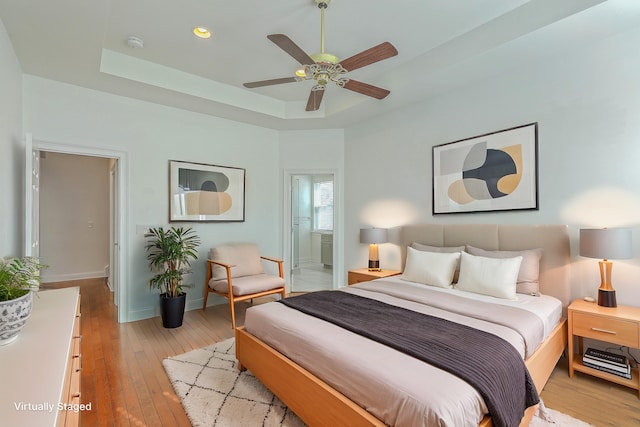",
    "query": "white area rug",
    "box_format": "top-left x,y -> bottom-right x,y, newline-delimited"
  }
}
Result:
163,338 -> 594,427
531,402 -> 594,427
